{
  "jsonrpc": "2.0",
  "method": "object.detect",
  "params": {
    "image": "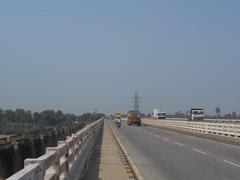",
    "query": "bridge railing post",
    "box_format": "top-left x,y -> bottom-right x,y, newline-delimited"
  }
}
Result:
45,147 -> 61,179
57,141 -> 69,179
24,159 -> 44,180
